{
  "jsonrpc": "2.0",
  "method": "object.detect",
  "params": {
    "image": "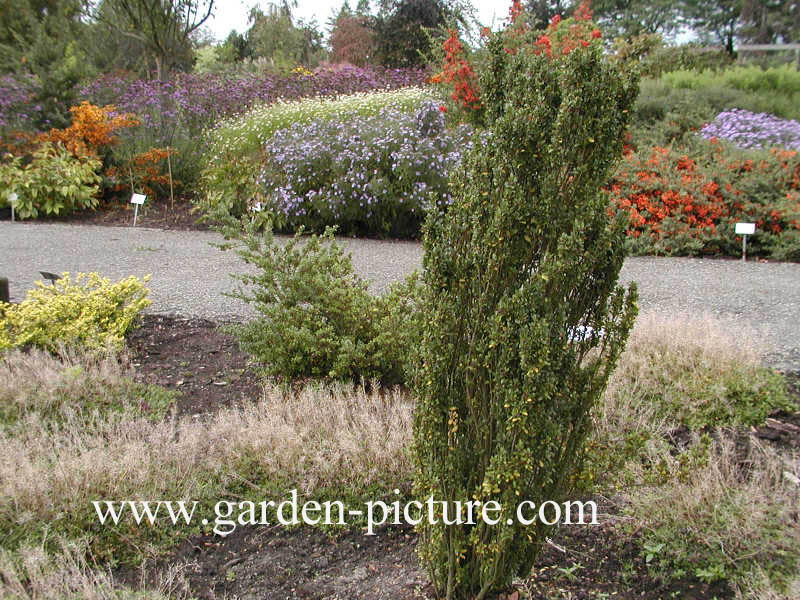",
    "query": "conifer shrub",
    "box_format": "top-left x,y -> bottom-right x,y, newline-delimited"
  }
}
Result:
411,25 -> 639,600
